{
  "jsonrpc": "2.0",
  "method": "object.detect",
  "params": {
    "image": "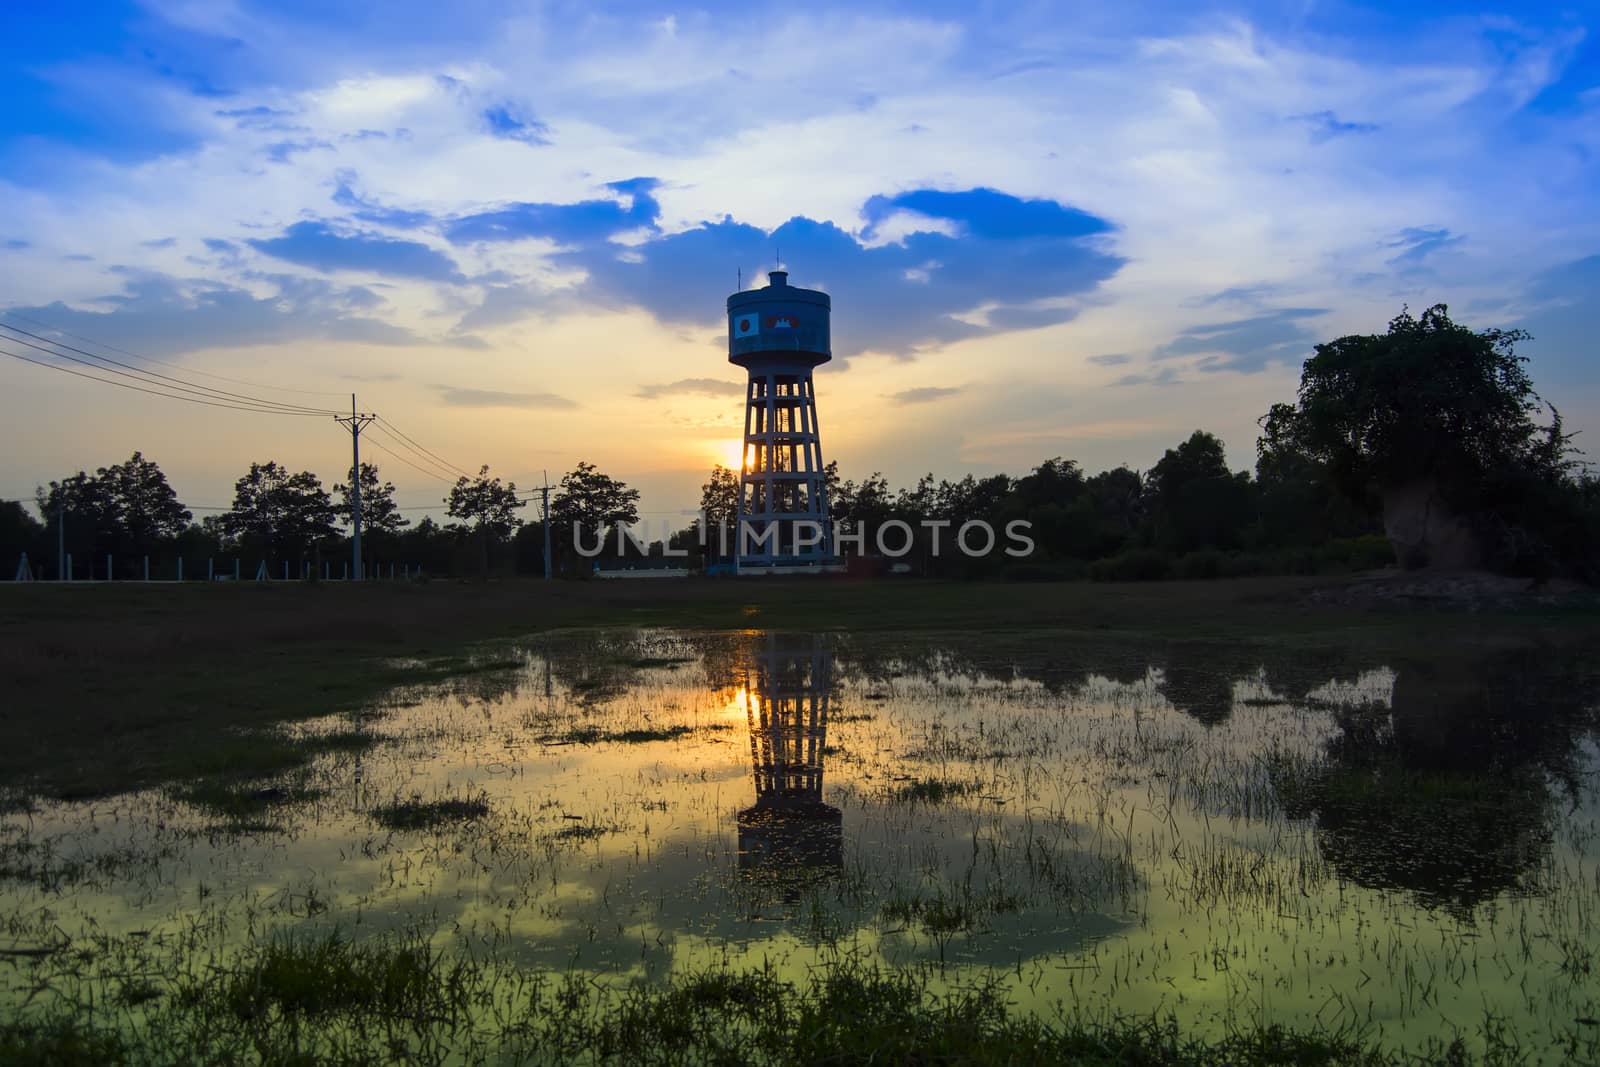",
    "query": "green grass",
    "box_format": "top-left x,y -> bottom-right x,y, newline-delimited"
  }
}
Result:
213,933 -> 469,1024
554,723 -> 695,745
170,779 -> 323,820
368,792 -> 491,831
0,935 -> 1527,1065
892,777 -> 981,803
